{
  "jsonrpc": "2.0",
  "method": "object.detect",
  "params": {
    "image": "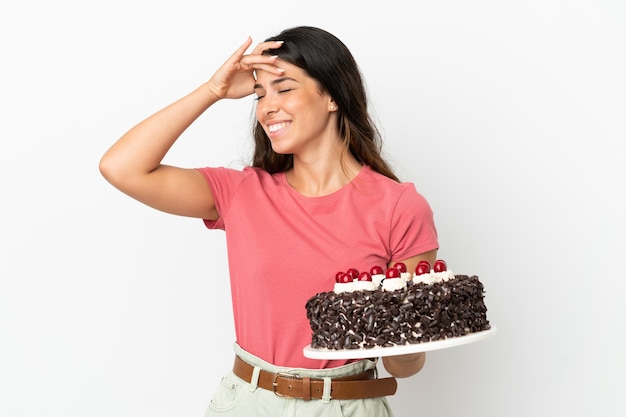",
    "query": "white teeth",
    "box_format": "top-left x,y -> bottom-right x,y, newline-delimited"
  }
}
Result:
268,122 -> 288,133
